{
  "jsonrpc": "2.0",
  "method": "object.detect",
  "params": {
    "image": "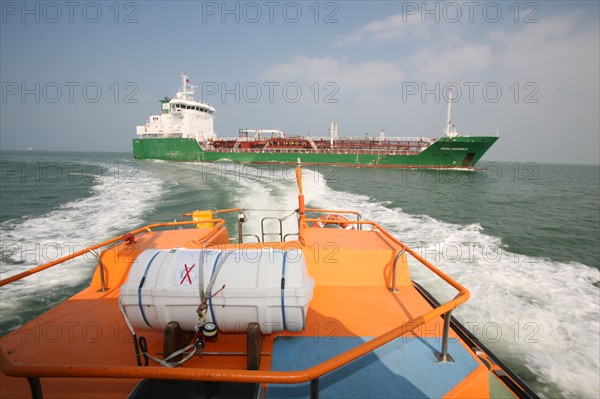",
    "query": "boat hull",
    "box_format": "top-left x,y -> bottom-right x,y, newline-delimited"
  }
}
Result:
132,136 -> 498,168
0,197 -> 538,399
